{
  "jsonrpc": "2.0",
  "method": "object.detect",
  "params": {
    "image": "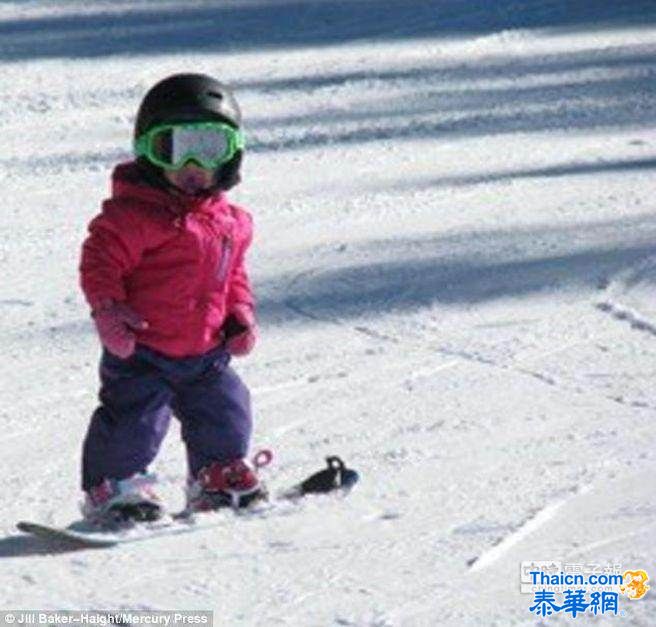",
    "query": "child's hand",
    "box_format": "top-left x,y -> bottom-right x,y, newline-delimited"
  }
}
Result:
92,299 -> 148,359
222,304 -> 257,357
